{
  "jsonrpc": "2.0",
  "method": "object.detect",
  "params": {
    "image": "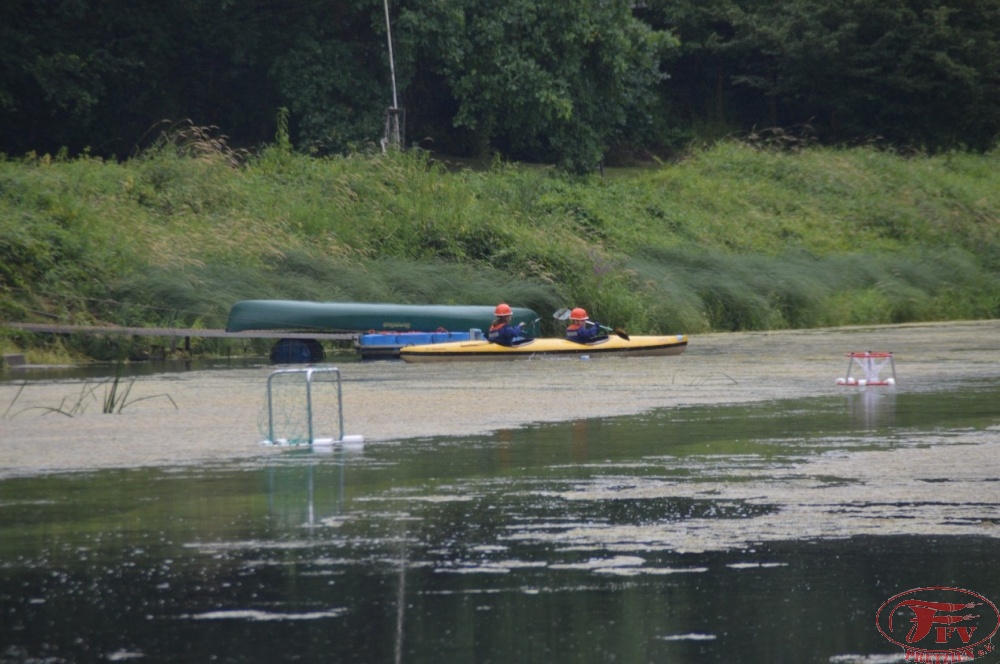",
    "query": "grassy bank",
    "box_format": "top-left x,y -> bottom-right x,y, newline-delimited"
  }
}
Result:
2,138 -> 999,361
